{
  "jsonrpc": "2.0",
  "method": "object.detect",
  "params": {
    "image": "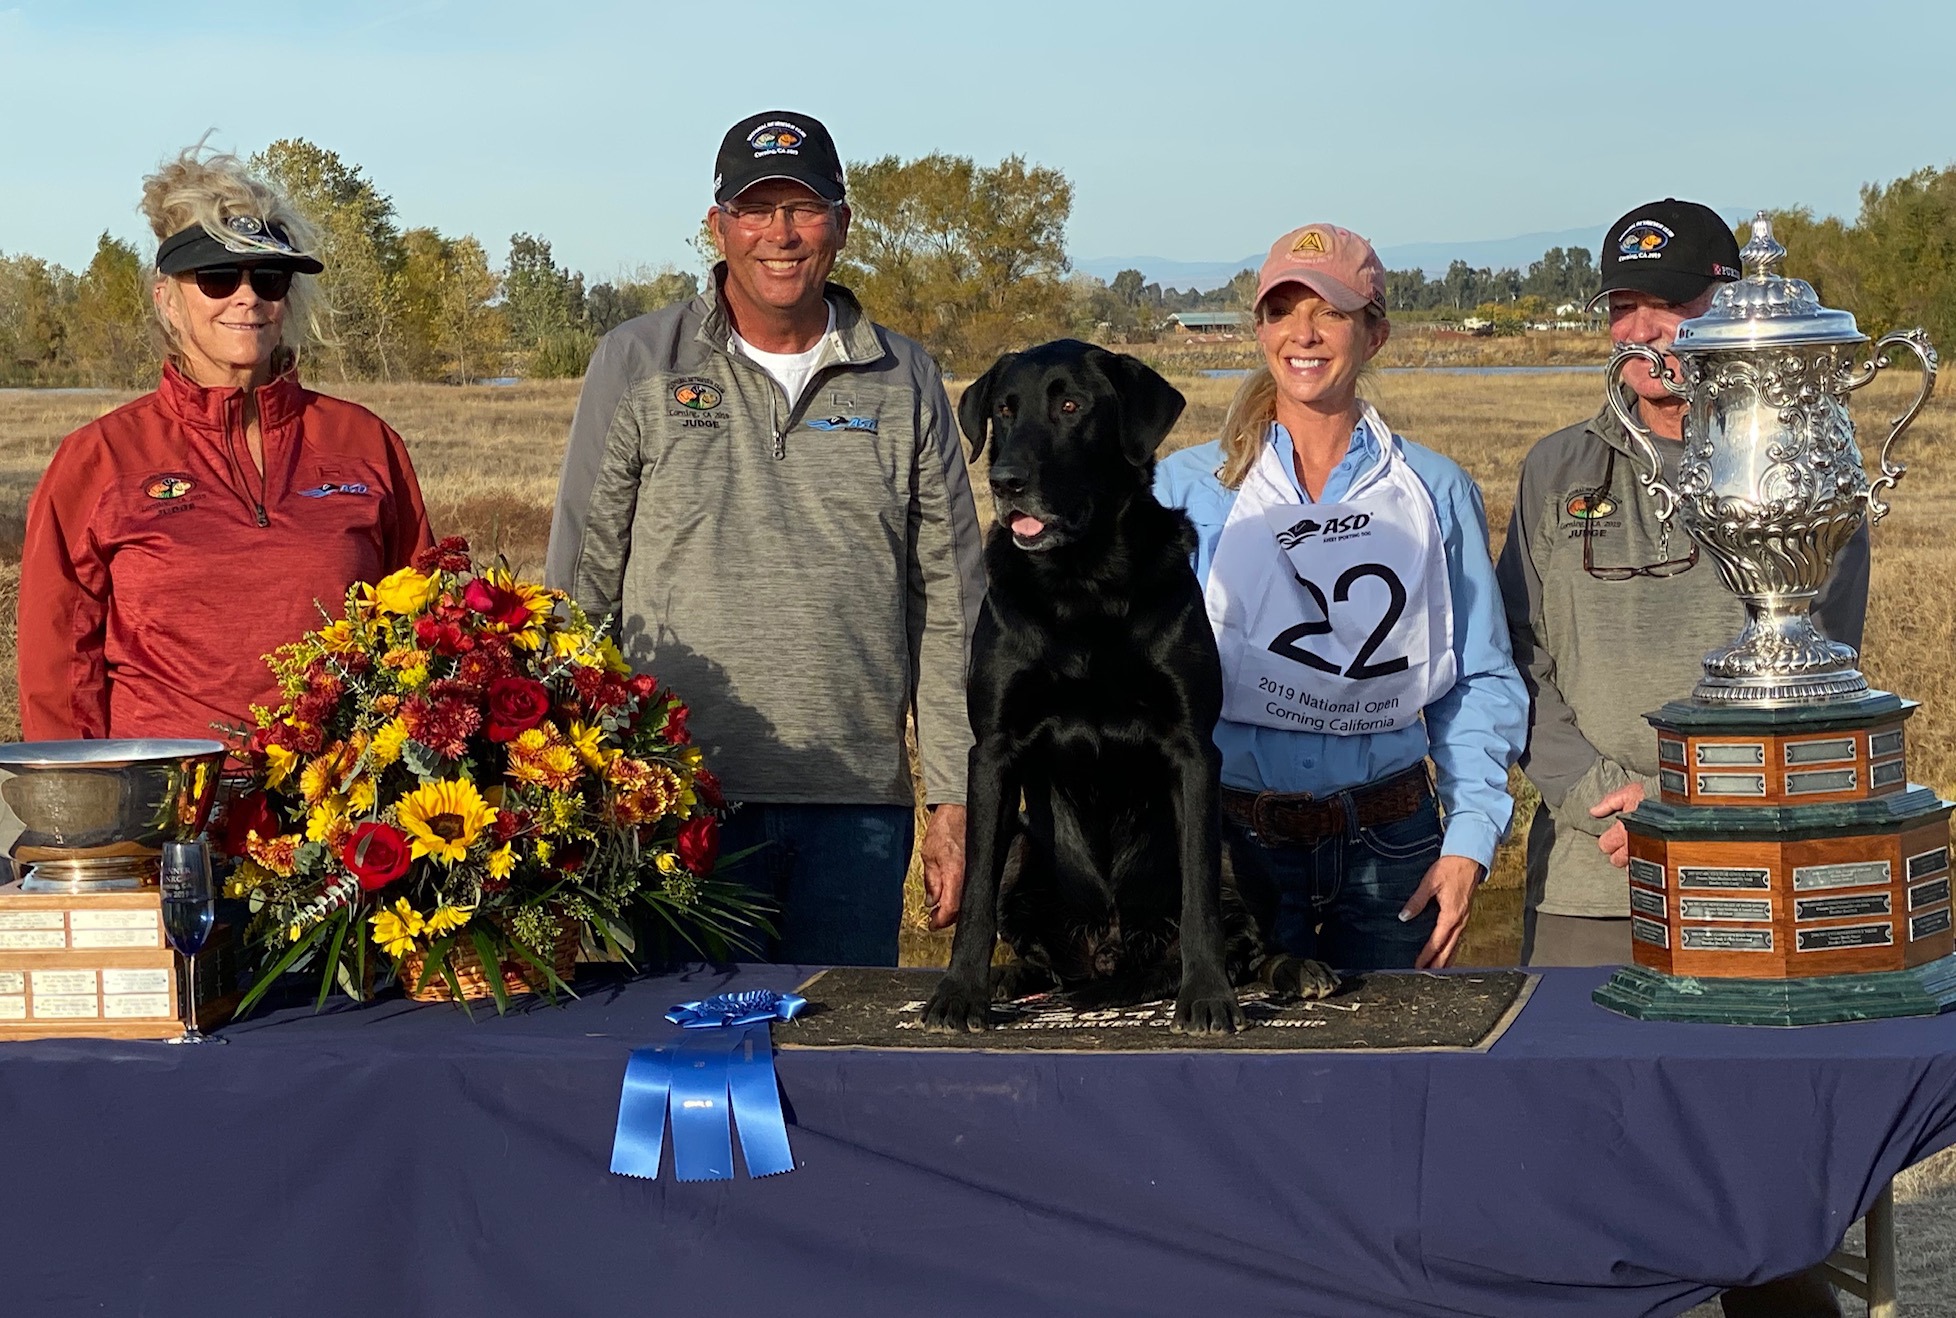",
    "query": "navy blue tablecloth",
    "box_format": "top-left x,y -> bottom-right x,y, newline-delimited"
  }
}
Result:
1,965 -> 1953,1318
